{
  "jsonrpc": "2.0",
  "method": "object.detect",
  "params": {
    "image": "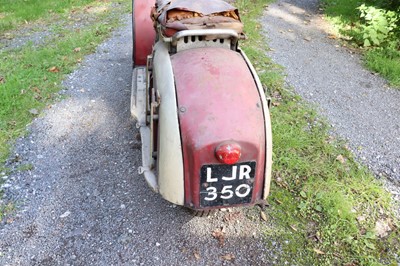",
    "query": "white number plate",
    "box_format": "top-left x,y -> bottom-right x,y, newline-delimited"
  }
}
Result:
199,162 -> 256,207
